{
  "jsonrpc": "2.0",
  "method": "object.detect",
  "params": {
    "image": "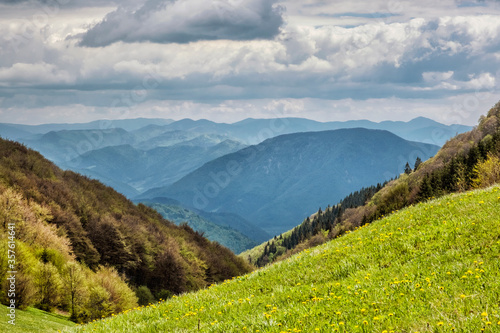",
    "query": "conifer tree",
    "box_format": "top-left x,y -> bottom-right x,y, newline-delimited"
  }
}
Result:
404,162 -> 412,175
414,157 -> 422,171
